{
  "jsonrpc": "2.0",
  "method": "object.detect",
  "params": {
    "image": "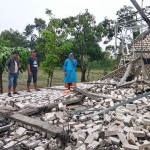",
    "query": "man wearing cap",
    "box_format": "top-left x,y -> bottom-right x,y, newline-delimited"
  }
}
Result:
27,50 -> 40,92
5,50 -> 21,97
